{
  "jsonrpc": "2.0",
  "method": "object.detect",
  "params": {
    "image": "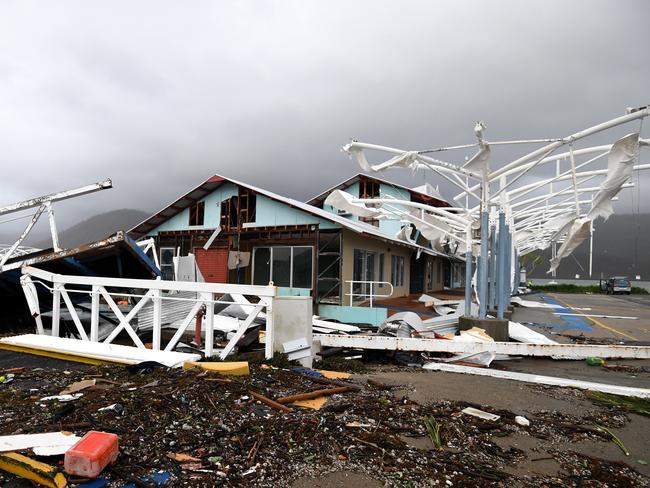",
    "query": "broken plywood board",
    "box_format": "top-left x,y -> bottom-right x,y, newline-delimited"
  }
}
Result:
183,361 -> 250,376
0,432 -> 81,456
